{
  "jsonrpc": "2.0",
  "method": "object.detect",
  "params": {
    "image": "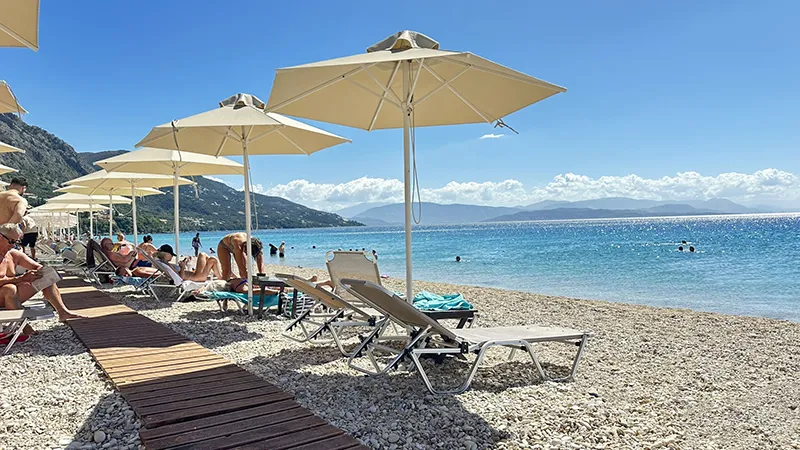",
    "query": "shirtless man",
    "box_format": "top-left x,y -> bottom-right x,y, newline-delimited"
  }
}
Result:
0,178 -> 29,225
216,232 -> 265,280
0,223 -> 84,334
